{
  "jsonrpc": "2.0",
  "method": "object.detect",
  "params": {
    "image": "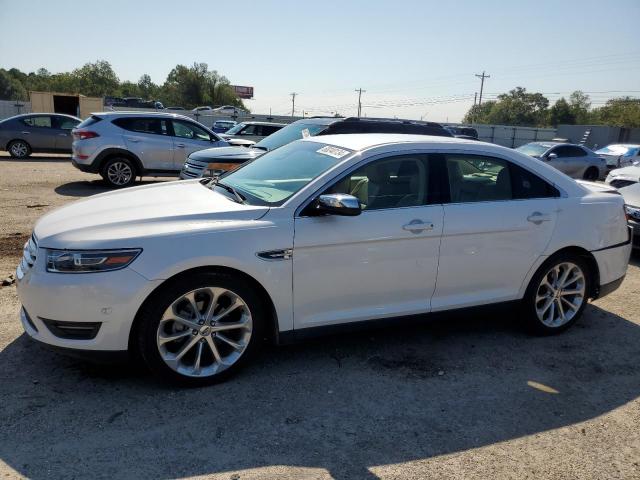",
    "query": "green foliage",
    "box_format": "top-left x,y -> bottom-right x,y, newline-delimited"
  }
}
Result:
0,60 -> 246,111
463,87 -> 640,128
